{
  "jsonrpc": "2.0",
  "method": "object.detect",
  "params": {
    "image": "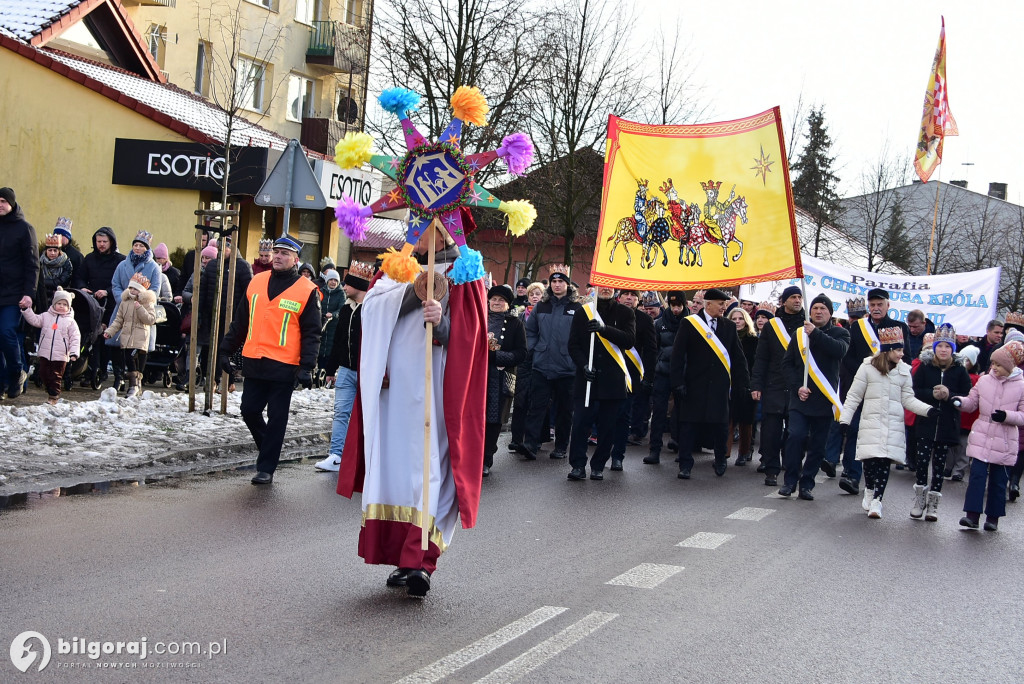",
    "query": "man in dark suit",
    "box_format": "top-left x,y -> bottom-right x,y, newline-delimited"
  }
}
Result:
670,288 -> 750,479
608,288 -> 659,470
566,285 -> 636,480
